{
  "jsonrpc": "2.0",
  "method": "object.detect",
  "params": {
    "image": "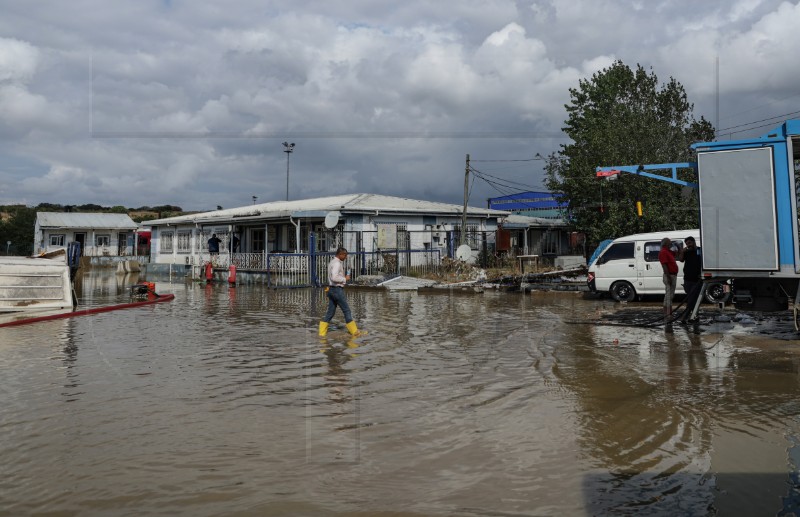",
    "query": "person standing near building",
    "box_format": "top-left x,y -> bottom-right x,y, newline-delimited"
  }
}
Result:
208,233 -> 221,255
678,236 -> 702,323
659,237 -> 679,320
319,247 -> 361,337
